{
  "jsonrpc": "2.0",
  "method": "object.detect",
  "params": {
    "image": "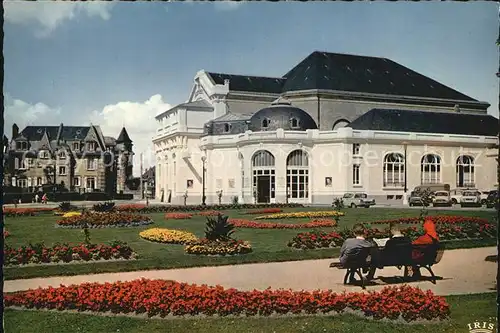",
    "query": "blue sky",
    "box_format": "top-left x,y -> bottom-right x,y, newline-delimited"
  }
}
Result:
4,1 -> 499,171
